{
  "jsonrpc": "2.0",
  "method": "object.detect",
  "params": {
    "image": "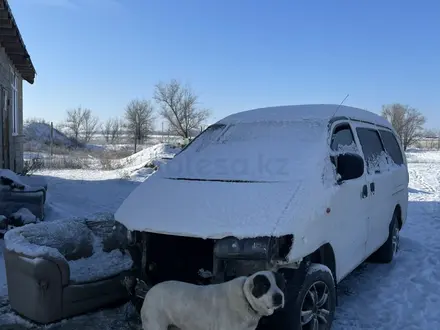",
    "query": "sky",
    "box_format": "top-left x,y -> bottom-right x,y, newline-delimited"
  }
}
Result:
8,0 -> 440,129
